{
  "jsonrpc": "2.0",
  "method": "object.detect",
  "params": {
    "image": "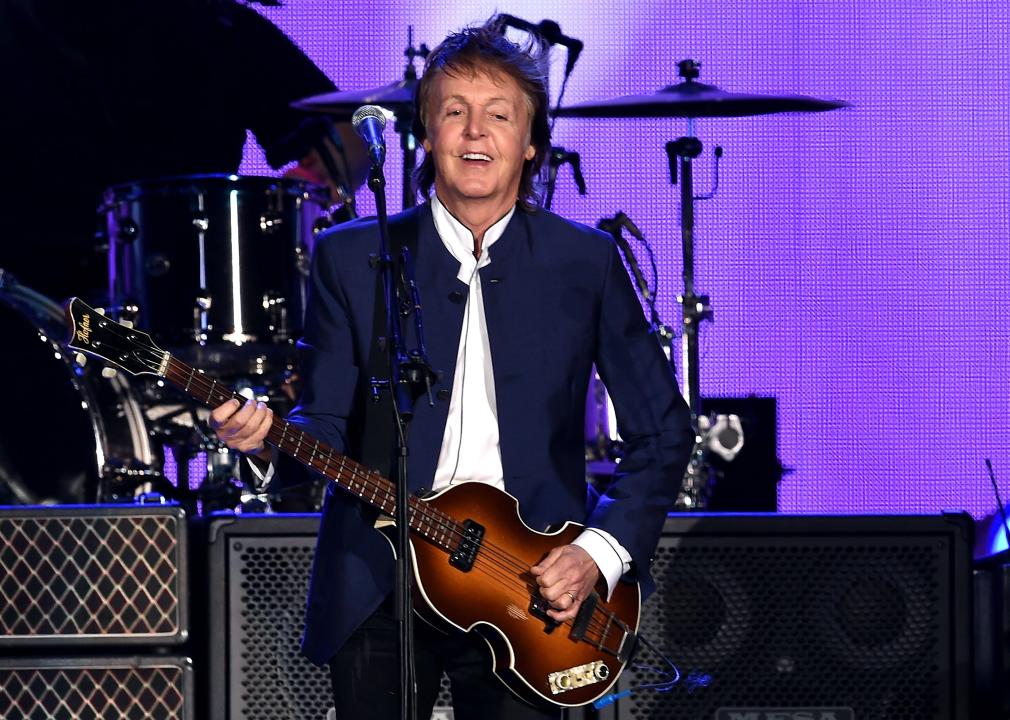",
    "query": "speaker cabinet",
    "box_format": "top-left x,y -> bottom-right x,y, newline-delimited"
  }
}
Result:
204,513 -> 456,720
974,550 -> 1009,717
205,513 -> 329,720
0,505 -> 188,647
599,513 -> 973,720
0,656 -> 194,720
